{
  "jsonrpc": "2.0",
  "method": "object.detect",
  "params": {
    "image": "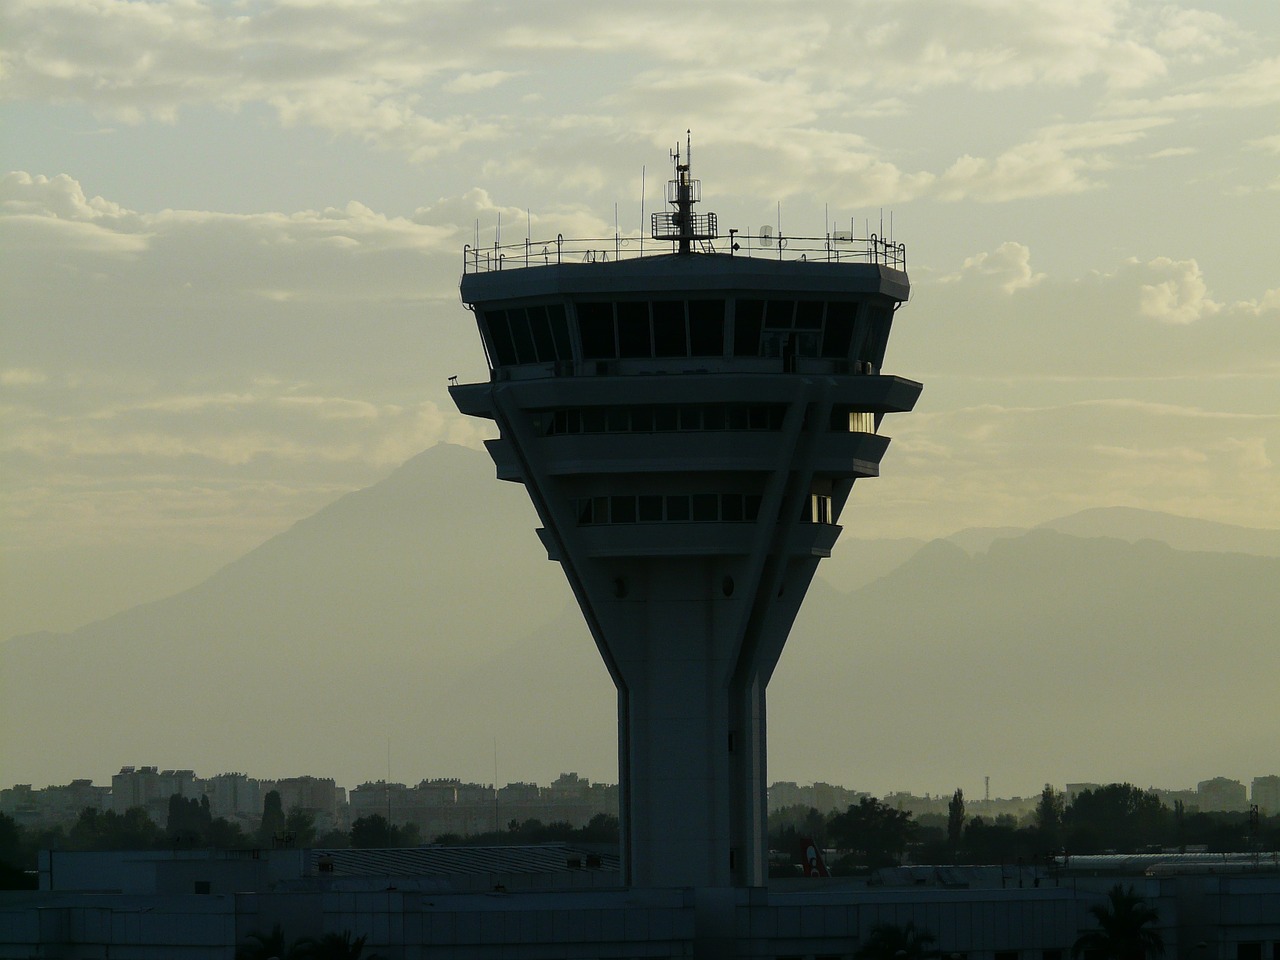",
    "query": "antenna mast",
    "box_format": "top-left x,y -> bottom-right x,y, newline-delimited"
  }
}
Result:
650,131 -> 717,253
